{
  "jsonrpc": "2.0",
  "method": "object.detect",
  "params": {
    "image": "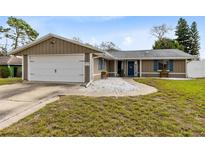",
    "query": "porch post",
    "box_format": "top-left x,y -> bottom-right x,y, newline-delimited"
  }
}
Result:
139,60 -> 142,77
114,60 -> 117,77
